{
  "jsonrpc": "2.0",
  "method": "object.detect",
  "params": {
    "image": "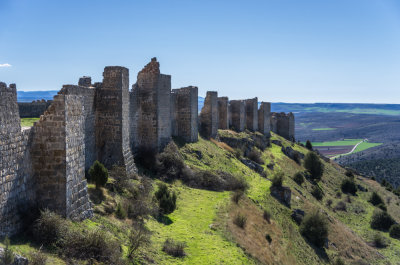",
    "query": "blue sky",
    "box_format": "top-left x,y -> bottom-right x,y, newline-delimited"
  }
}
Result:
1,0 -> 399,103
